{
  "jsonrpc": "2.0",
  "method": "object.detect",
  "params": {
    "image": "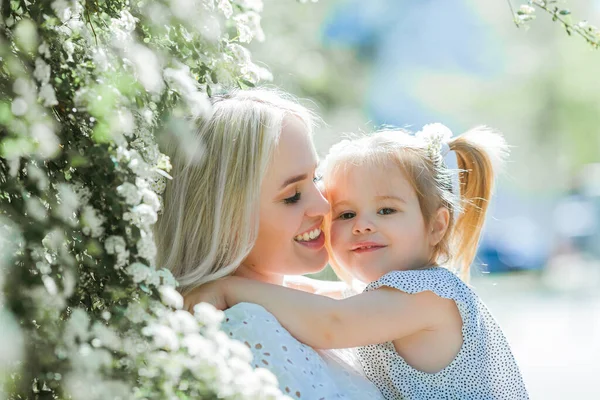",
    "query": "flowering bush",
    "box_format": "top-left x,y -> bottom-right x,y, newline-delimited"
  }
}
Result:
0,0 -> 290,398
512,1 -> 600,48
